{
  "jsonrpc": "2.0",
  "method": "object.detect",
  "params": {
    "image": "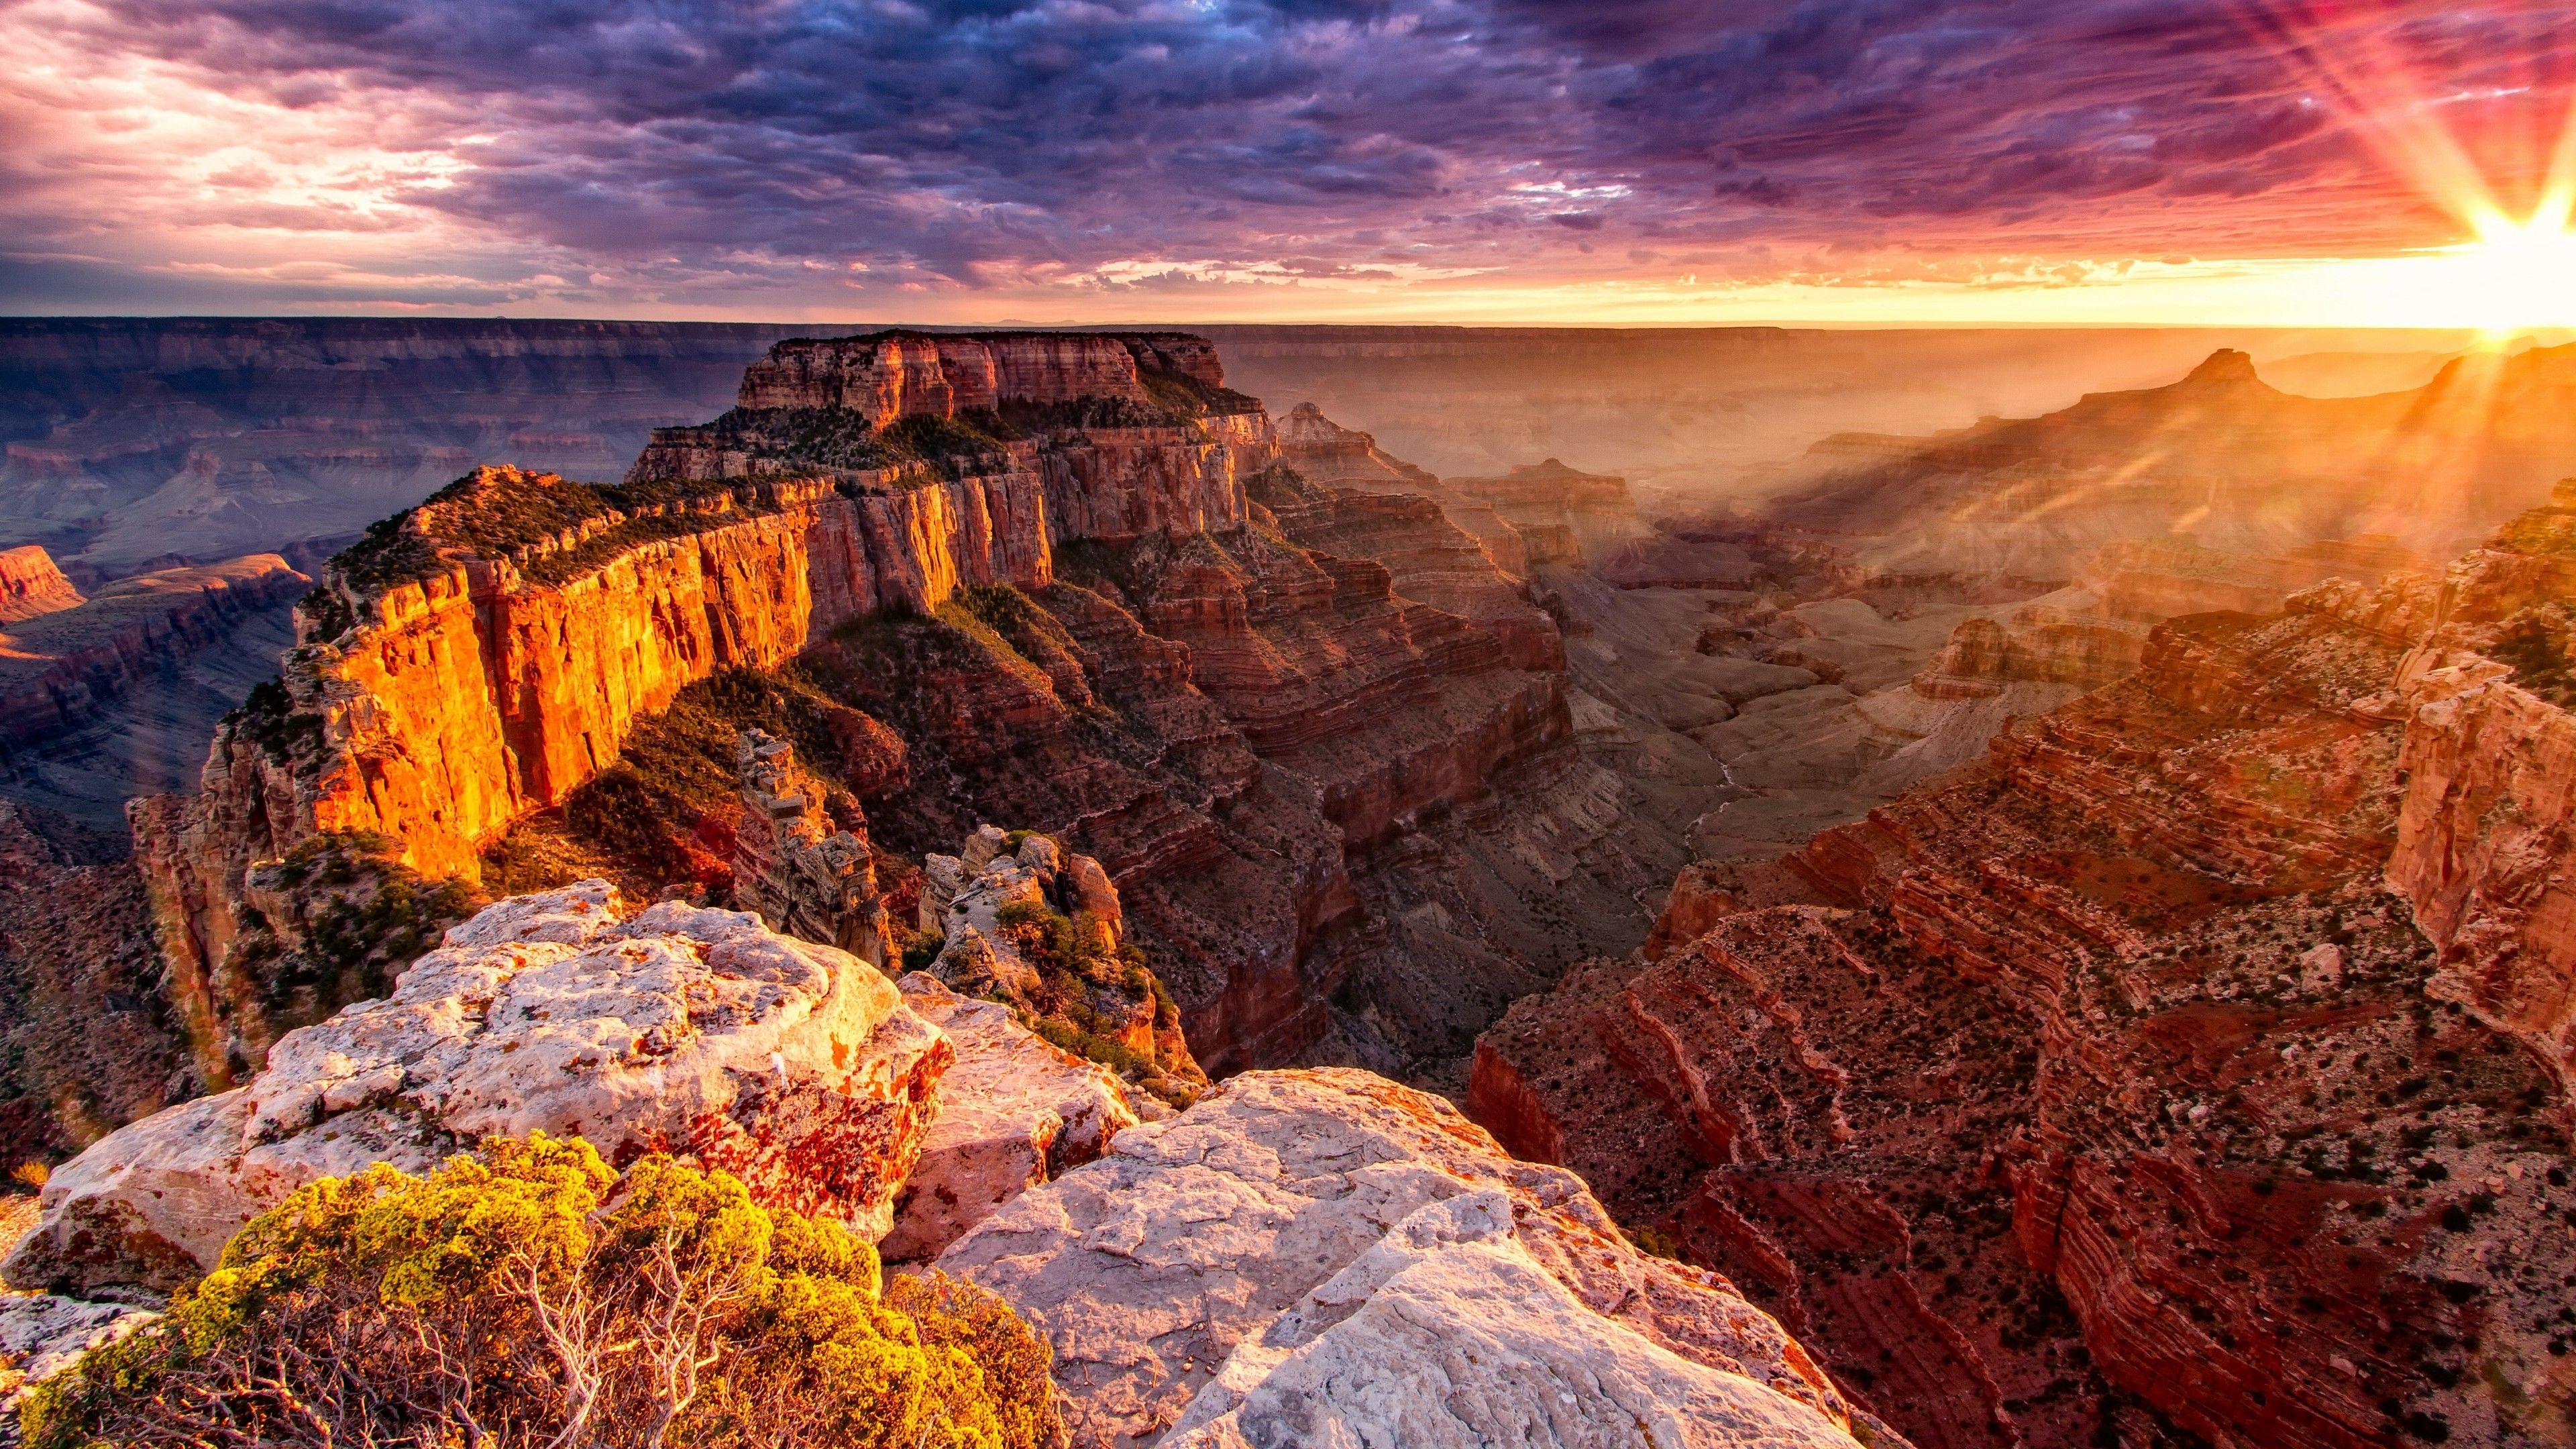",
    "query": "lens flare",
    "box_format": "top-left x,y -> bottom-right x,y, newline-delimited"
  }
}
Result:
2237,0 -> 2576,334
